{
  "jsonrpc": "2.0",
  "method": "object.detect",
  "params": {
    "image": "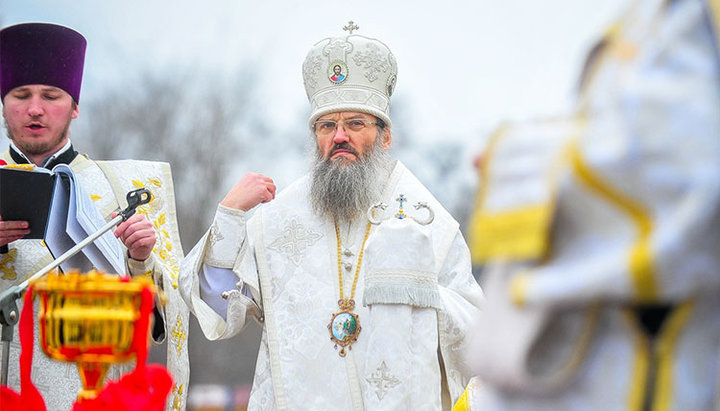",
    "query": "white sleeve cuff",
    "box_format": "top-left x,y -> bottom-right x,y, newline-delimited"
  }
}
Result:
127,253 -> 155,277
206,204 -> 246,268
